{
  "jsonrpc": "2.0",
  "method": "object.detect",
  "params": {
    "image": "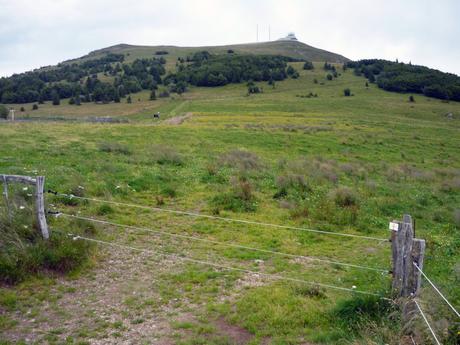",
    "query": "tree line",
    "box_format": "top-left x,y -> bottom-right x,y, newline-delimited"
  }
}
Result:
347,59 -> 460,101
0,50 -> 308,104
0,54 -> 166,104
164,52 -> 302,88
